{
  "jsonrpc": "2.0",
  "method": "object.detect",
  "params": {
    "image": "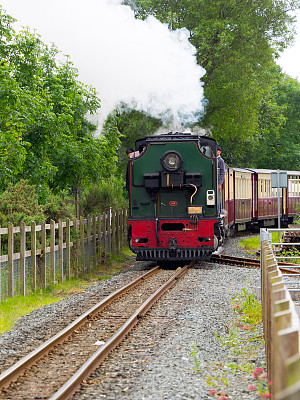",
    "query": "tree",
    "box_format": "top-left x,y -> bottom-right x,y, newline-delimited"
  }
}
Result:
51,113 -> 123,218
251,67 -> 300,169
135,0 -> 300,165
114,104 -> 162,176
0,6 -> 108,208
